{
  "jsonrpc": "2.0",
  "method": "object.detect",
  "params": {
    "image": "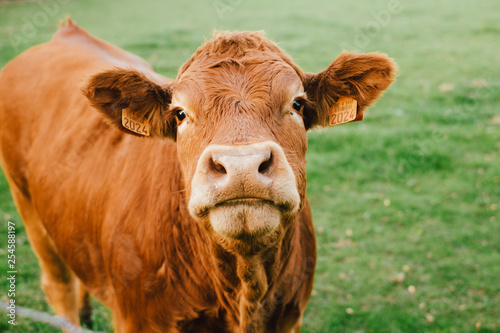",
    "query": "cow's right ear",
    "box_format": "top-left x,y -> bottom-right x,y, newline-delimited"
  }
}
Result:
82,68 -> 176,139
